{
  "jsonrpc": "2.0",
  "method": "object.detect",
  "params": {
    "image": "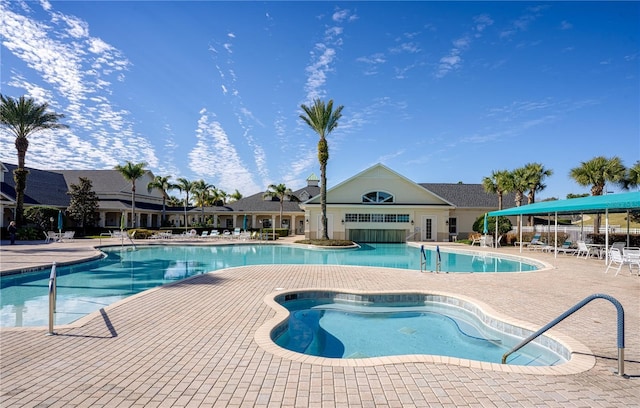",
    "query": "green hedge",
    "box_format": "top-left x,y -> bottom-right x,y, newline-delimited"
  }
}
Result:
262,228 -> 289,237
